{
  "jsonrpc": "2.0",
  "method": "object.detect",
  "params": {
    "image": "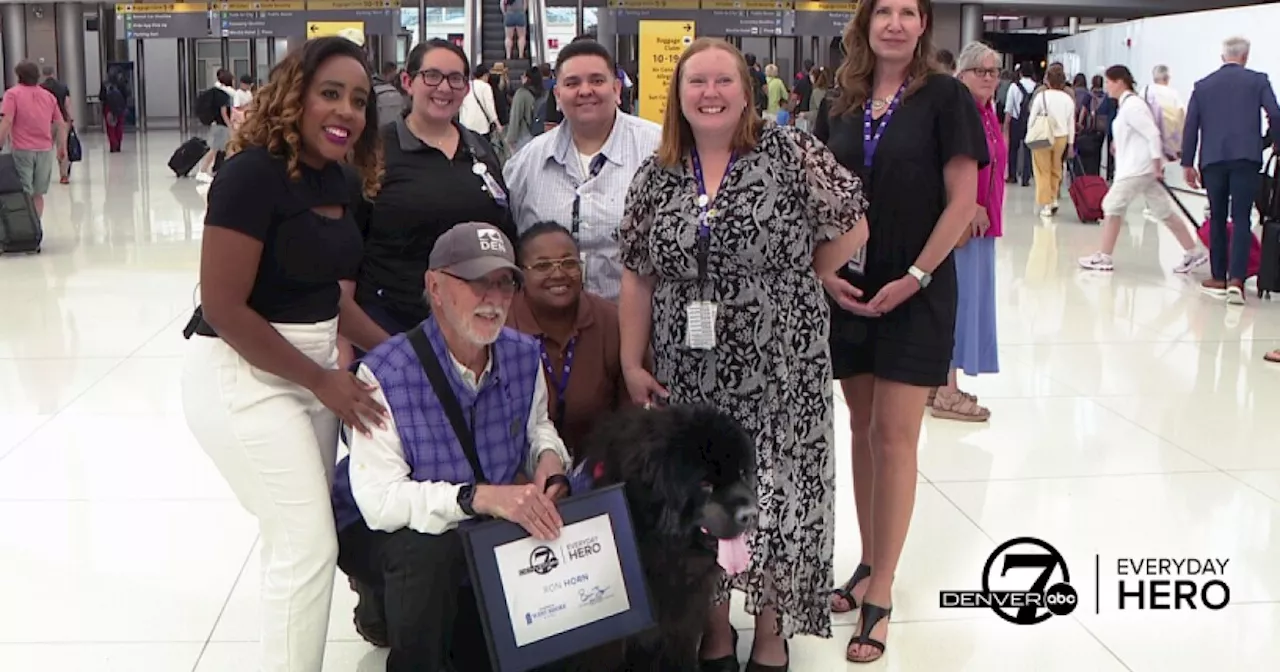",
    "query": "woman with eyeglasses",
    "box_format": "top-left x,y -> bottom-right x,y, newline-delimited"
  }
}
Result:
506,221 -> 625,457
353,39 -> 519,338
